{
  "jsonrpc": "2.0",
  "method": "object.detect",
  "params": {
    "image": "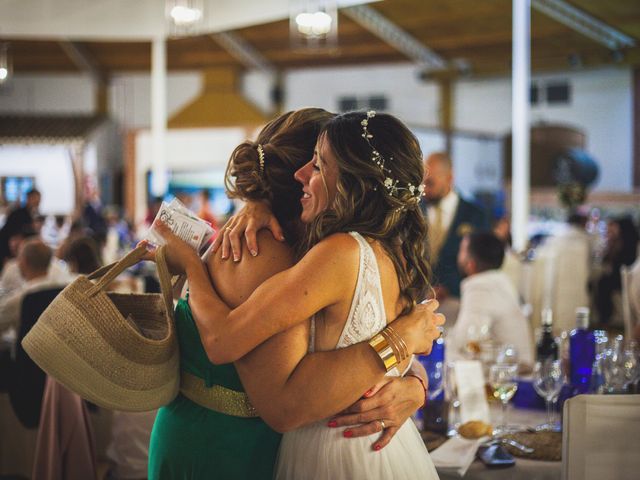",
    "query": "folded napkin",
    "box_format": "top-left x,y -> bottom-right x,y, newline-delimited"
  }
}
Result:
430,436 -> 489,477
